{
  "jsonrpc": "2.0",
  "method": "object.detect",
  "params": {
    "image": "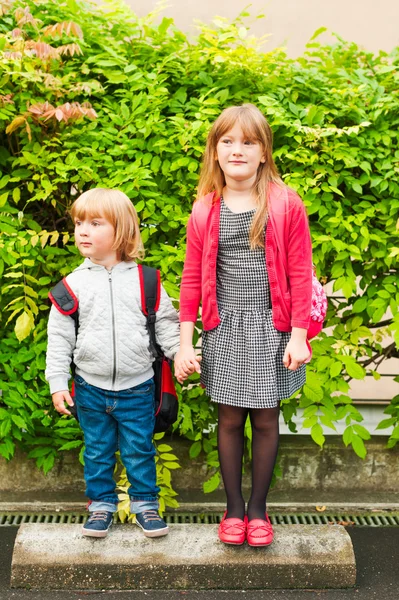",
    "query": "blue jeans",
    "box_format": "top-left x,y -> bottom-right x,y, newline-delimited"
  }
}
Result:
74,375 -> 159,514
